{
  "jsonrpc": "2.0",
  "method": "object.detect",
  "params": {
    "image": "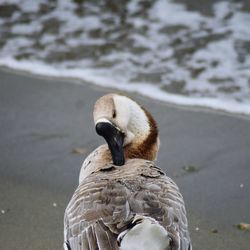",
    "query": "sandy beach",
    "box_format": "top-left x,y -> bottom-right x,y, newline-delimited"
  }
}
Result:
0,68 -> 250,250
